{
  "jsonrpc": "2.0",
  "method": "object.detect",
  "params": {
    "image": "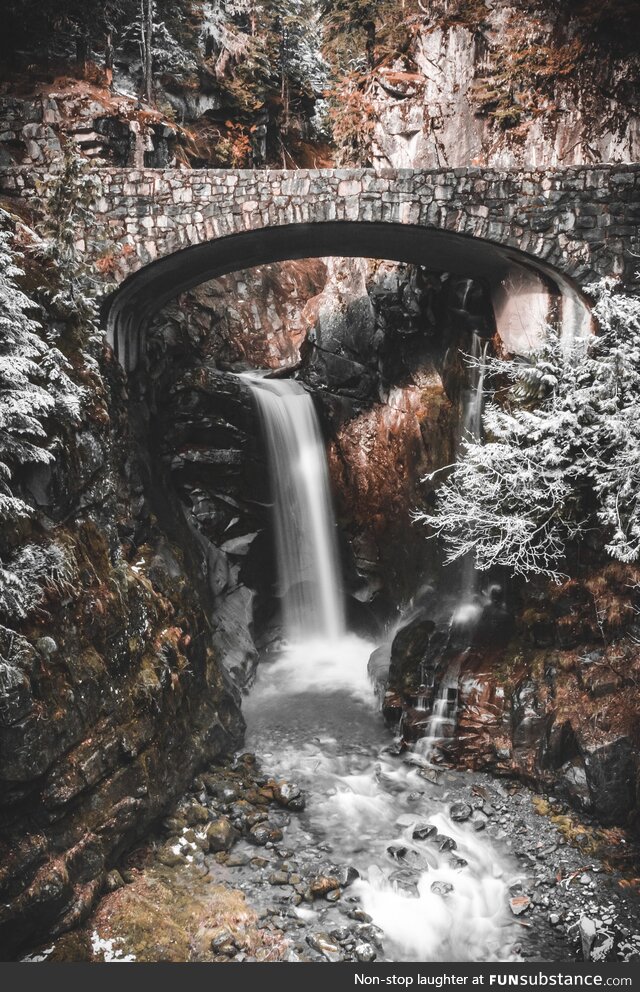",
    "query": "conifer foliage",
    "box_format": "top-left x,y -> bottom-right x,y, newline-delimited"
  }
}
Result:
0,213 -> 82,622
415,283 -> 640,580
0,213 -> 82,524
